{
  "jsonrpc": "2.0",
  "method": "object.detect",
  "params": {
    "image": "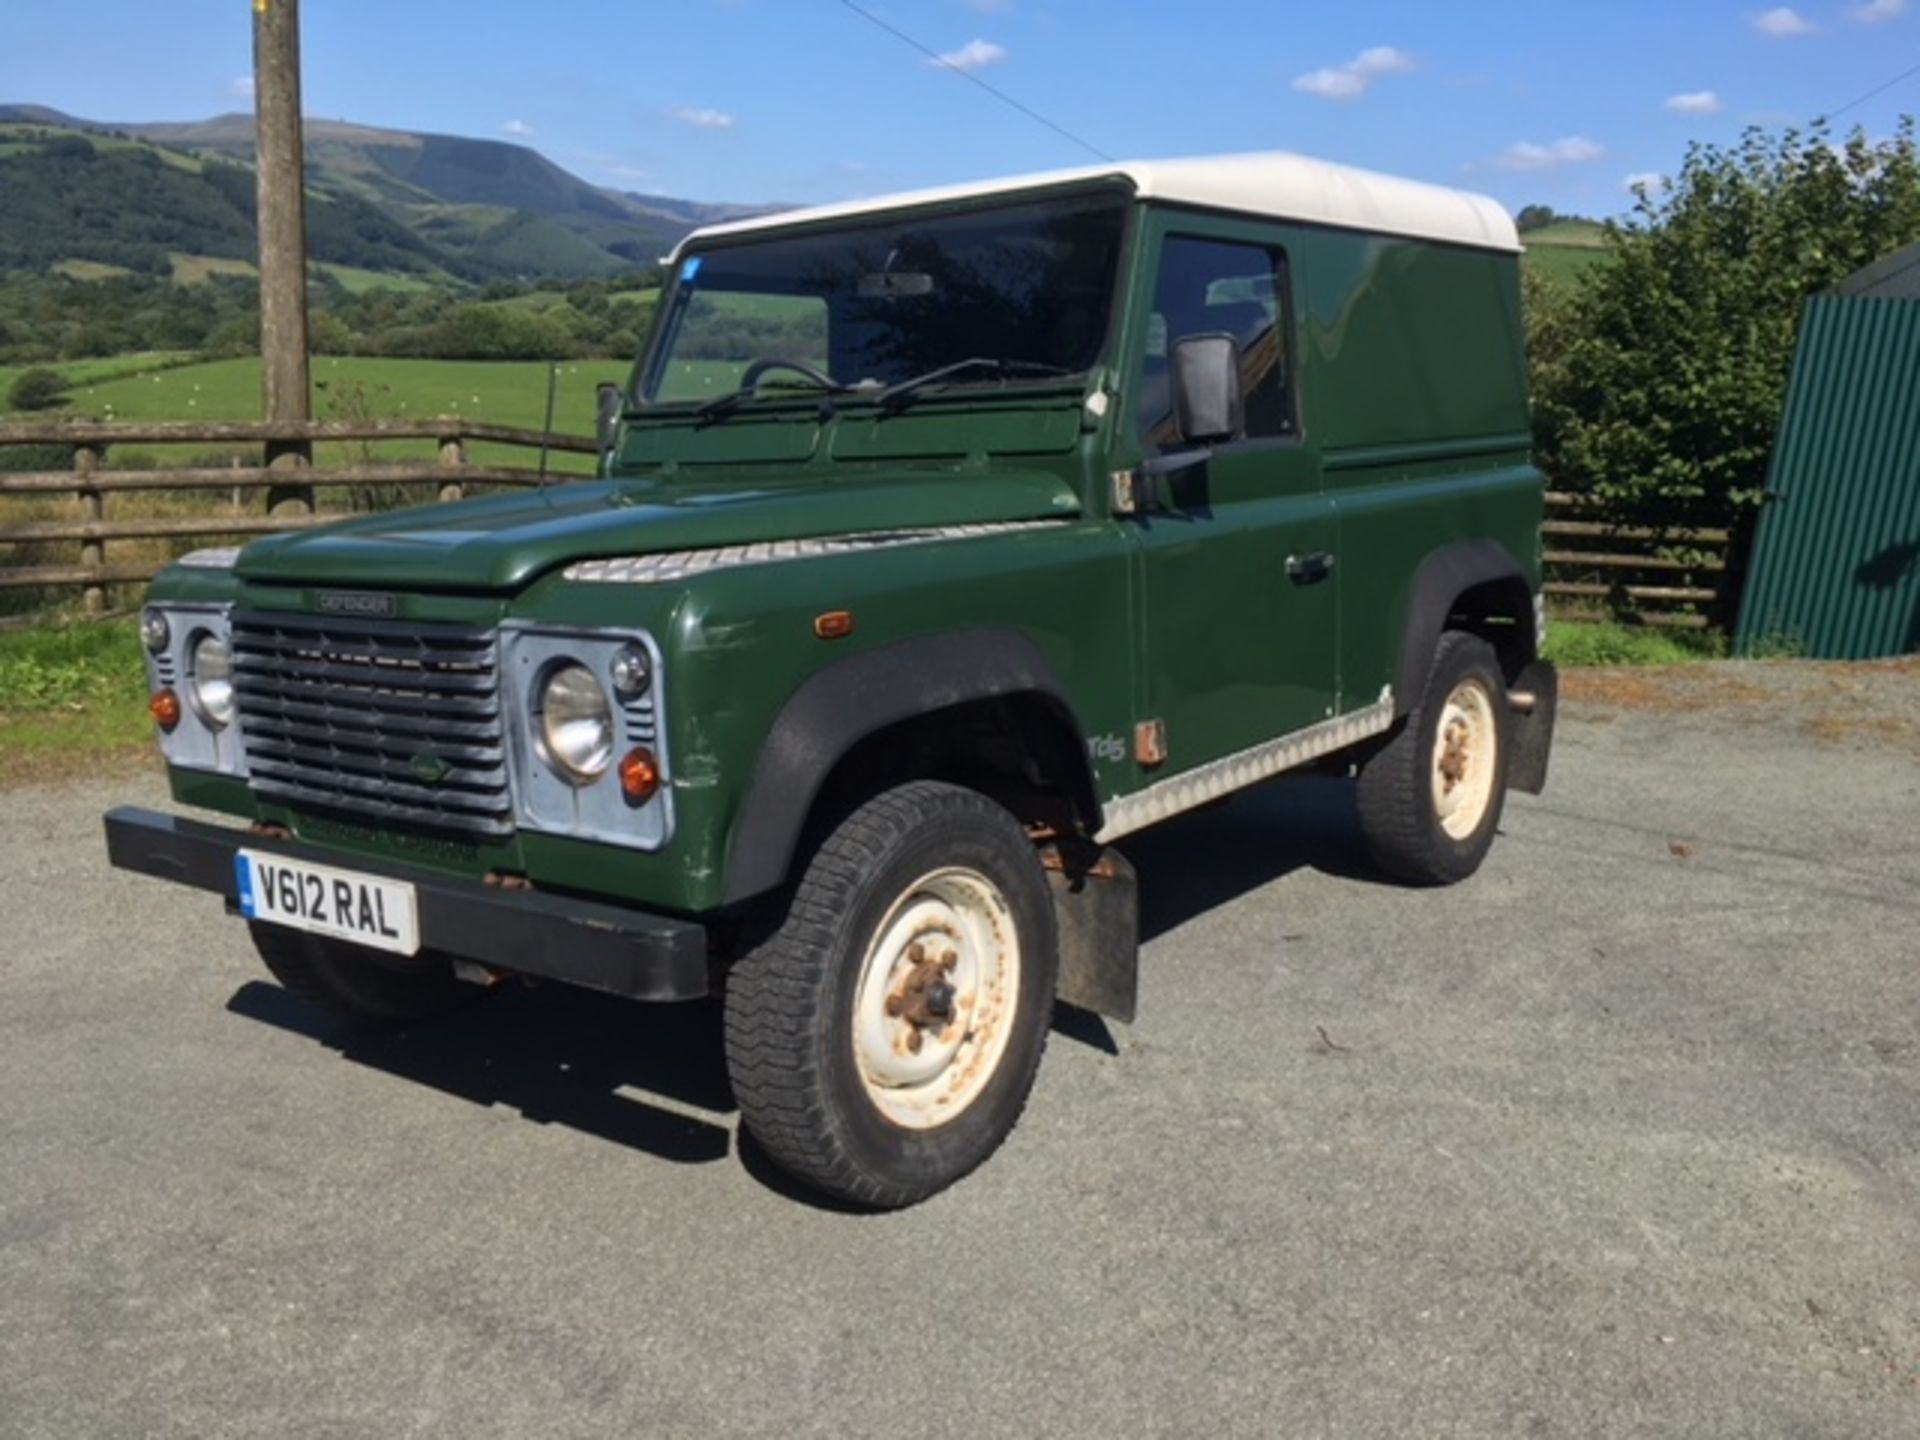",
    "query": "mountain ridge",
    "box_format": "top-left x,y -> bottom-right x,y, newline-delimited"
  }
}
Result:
0,103 -> 781,282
